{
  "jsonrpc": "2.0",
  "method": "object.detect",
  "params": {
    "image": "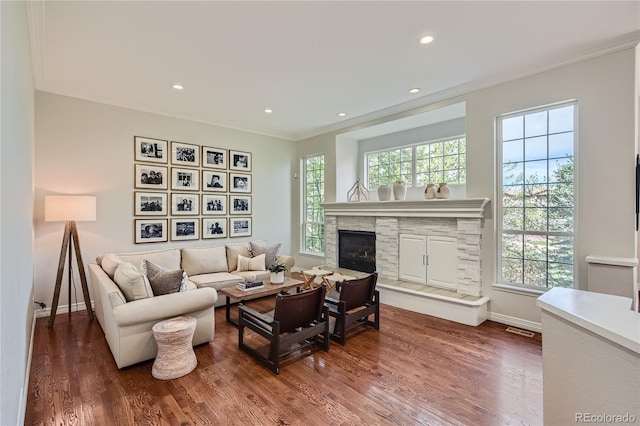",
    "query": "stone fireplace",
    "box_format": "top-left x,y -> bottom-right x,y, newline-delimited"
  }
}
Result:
322,199 -> 490,297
